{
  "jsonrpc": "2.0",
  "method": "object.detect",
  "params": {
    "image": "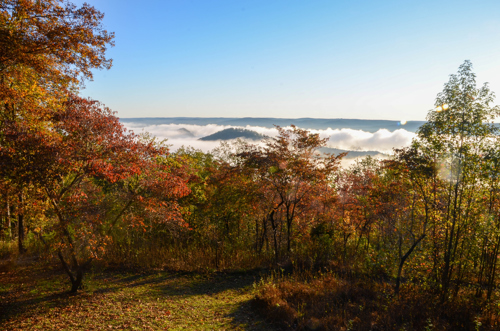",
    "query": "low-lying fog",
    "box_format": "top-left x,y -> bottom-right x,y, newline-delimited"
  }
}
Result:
122,121 -> 416,167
